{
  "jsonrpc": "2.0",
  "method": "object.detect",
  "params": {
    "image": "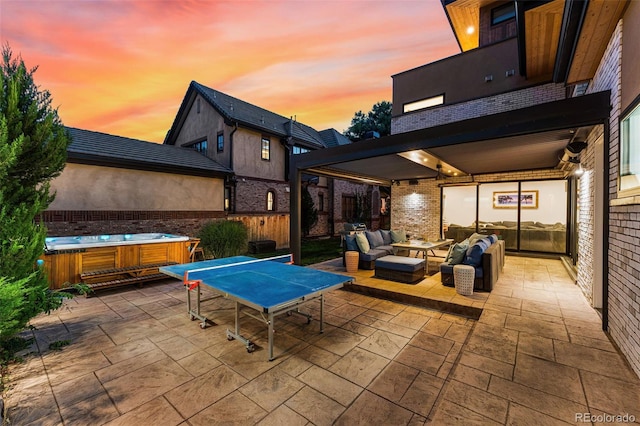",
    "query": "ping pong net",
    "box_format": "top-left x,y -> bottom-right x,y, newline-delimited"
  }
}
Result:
182,254 -> 294,289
